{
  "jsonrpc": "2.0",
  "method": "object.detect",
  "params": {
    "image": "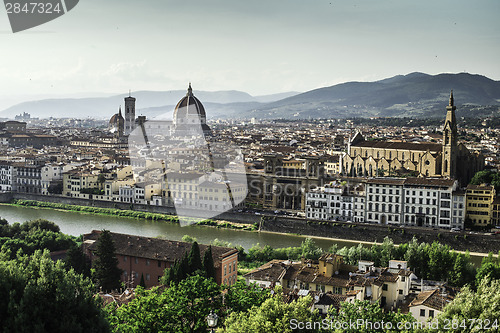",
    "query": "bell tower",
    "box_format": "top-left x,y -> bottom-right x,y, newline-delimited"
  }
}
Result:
442,90 -> 458,178
124,91 -> 136,135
